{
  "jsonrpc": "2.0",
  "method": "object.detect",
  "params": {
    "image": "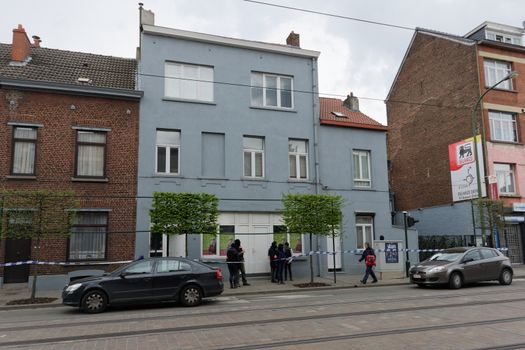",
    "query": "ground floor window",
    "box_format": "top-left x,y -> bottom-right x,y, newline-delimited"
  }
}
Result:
150,232 -> 164,257
69,212 -> 107,260
273,225 -> 303,255
356,216 -> 374,249
201,225 -> 235,257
